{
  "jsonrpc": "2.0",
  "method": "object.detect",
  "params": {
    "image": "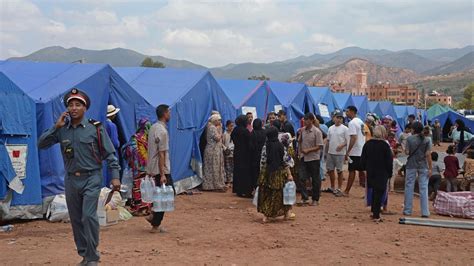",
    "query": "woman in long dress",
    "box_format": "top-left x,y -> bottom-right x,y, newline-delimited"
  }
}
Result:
232,115 -> 254,197
361,125 -> 393,222
257,126 -> 294,223
250,118 -> 267,188
202,114 -> 226,192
